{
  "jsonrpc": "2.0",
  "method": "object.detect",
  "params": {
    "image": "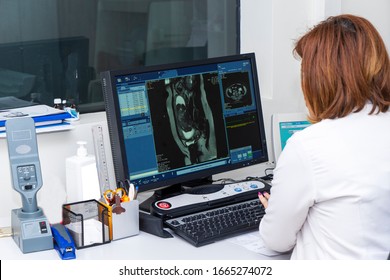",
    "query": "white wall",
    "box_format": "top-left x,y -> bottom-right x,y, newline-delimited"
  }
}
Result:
238,0 -> 390,167
342,0 -> 390,45
0,0 -> 389,223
